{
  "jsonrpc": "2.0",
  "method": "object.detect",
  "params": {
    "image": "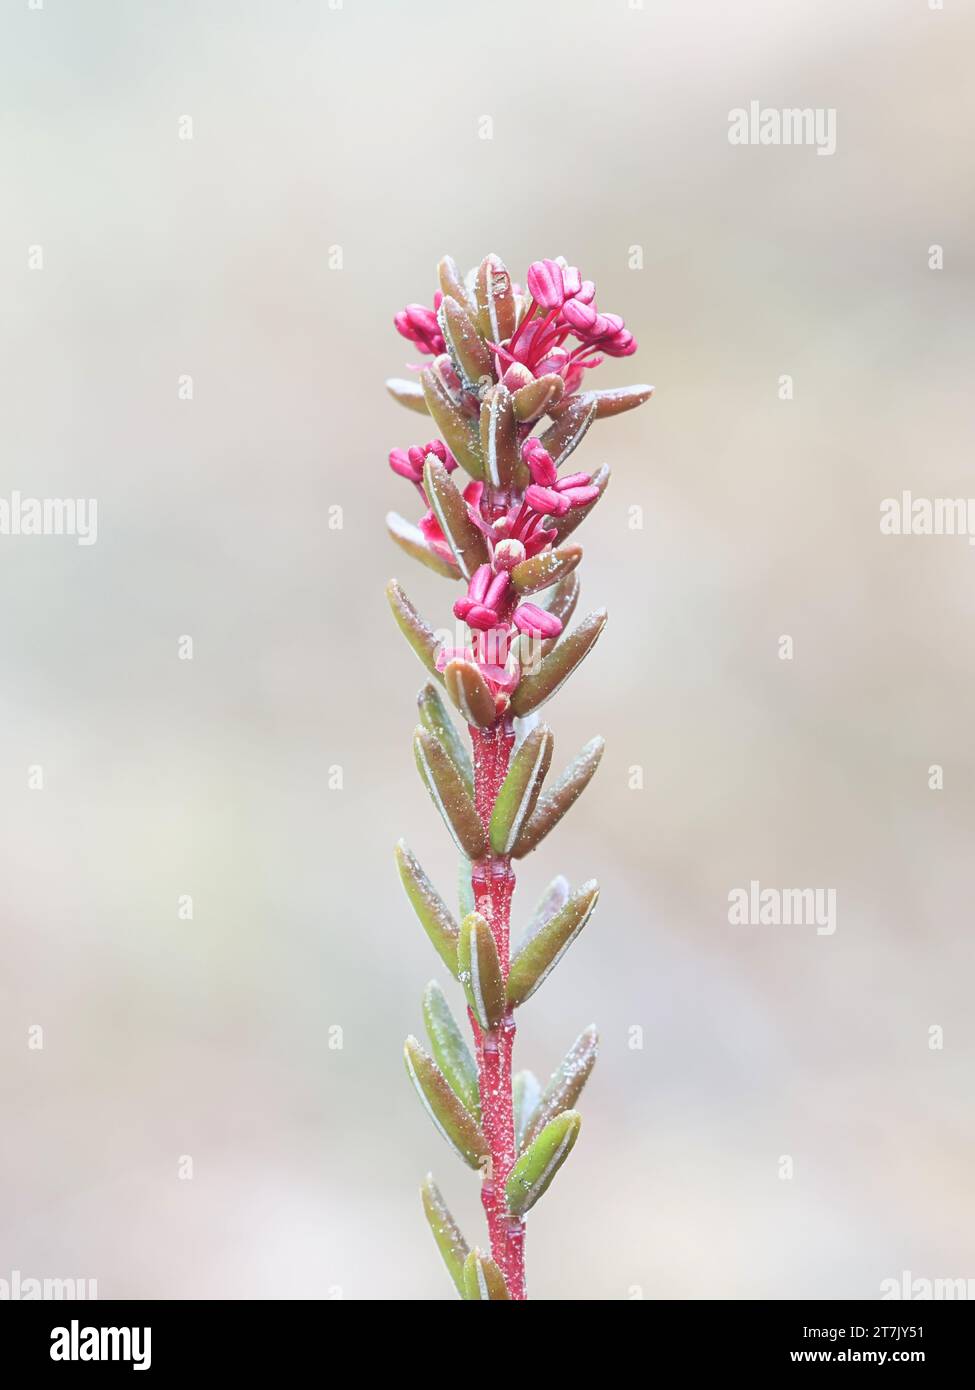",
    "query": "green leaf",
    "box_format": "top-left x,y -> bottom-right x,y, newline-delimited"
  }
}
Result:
473,254 -> 517,343
385,377 -> 430,415
511,544 -> 582,597
462,1249 -> 510,1301
421,1174 -> 470,1297
488,725 -> 554,855
394,840 -> 459,977
521,1026 -> 598,1150
458,859 -> 475,919
552,464 -> 610,543
505,1110 -> 581,1217
386,511 -> 460,580
444,658 -> 497,729
438,254 -> 472,309
440,296 -> 494,390
404,1036 -> 489,1169
479,386 -> 523,489
457,912 -> 506,1030
510,609 -> 607,717
520,875 -> 571,949
551,383 -> 654,420
386,580 -> 442,680
420,366 -> 483,480
513,1070 -> 542,1152
539,395 -> 596,467
512,373 -> 564,424
506,881 -> 599,1008
423,457 -> 489,580
414,727 -> 488,860
512,736 -> 605,858
417,682 -> 473,798
423,980 -> 480,1118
